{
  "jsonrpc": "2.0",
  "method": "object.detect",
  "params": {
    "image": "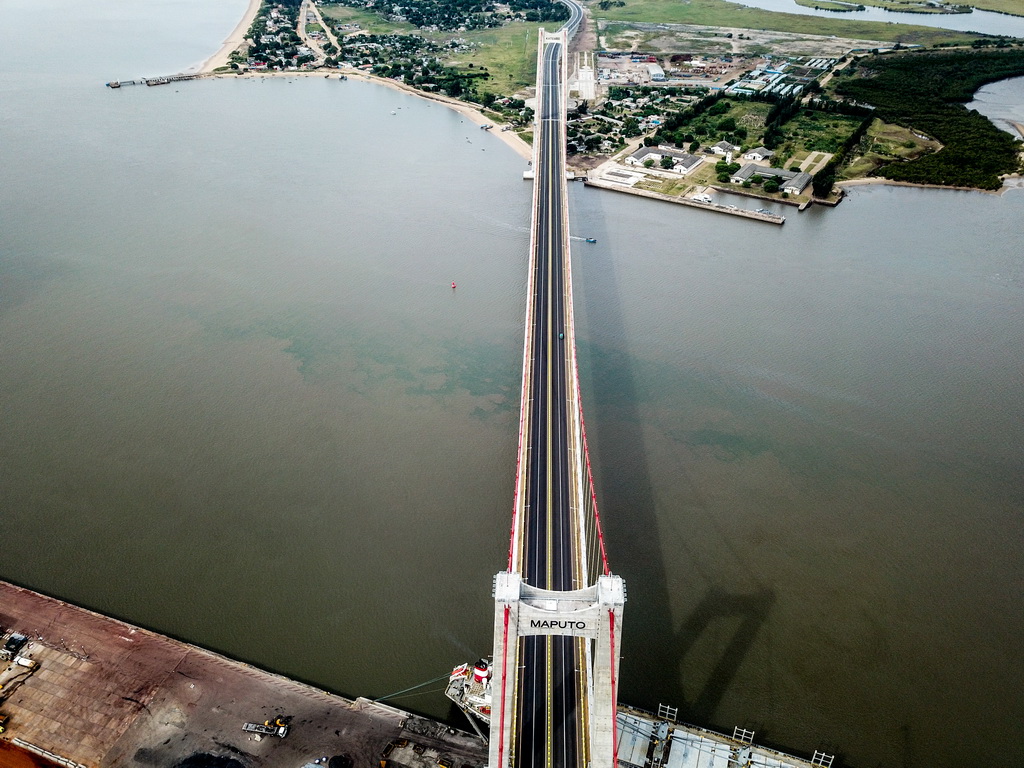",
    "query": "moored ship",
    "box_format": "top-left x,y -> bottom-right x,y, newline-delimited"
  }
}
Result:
445,659 -> 493,725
